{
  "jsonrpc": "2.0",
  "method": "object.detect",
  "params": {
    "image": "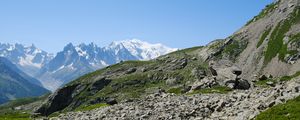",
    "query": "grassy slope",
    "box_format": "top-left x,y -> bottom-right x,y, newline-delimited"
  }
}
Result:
0,94 -> 50,120
256,96 -> 300,120
264,7 -> 300,63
